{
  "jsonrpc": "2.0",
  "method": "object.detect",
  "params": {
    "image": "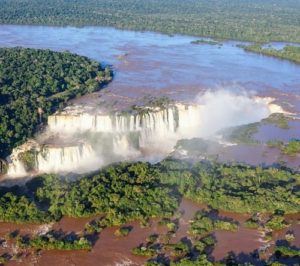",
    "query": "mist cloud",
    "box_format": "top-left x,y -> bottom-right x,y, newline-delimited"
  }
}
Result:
195,89 -> 272,137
